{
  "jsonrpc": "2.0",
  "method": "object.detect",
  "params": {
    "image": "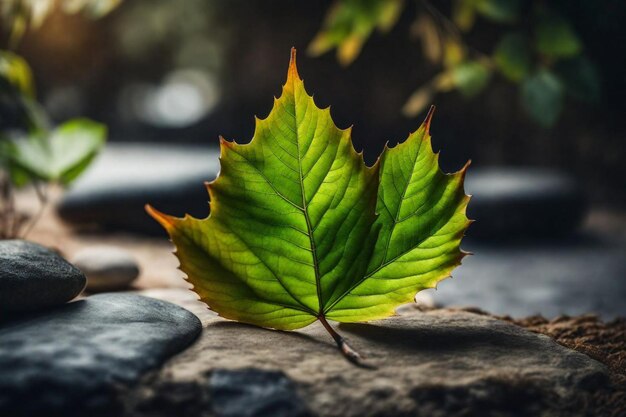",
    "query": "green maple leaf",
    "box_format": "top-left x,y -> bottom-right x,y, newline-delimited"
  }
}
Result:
147,49 -> 470,363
